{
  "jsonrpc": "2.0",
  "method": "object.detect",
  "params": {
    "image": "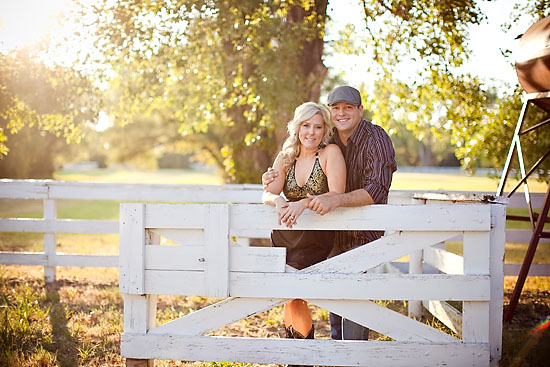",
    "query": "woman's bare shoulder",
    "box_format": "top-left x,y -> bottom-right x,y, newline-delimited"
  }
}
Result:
320,144 -> 343,157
